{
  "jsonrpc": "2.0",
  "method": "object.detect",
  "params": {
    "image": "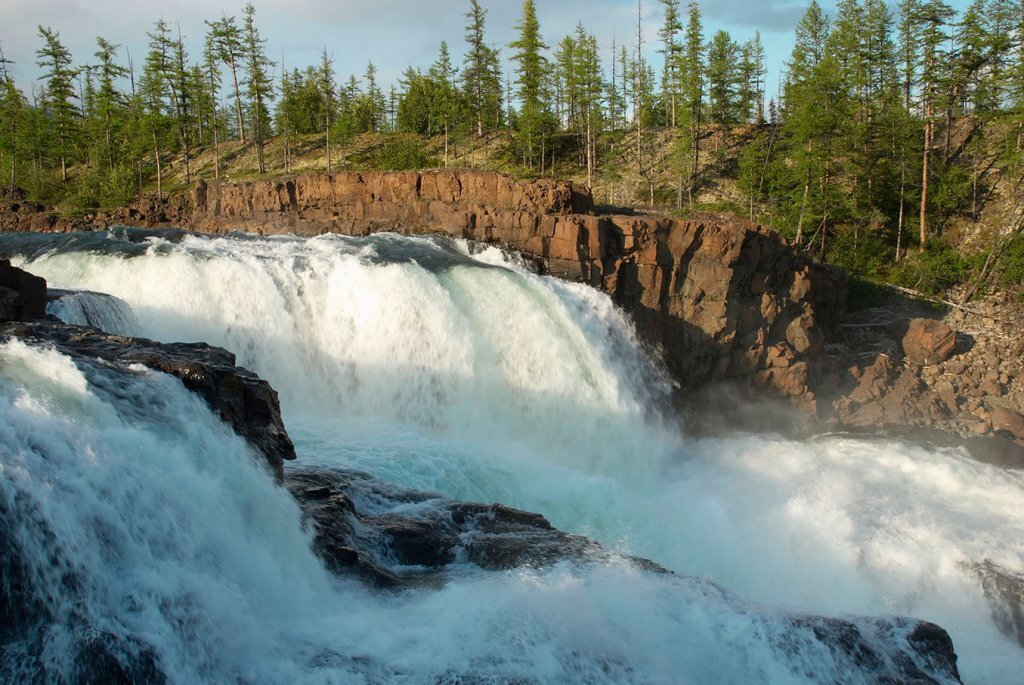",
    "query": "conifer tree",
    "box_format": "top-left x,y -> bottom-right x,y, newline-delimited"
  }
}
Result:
318,49 -> 337,172
241,2 -> 274,174
463,0 -> 501,137
140,21 -> 173,197
658,0 -> 683,127
36,26 -> 78,183
202,33 -> 223,179
206,14 -> 247,143
0,44 -> 22,192
430,42 -> 458,167
93,38 -> 127,171
917,0 -> 954,248
509,0 -> 552,166
510,0 -> 550,168
678,1 -> 704,206
707,30 -> 740,132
